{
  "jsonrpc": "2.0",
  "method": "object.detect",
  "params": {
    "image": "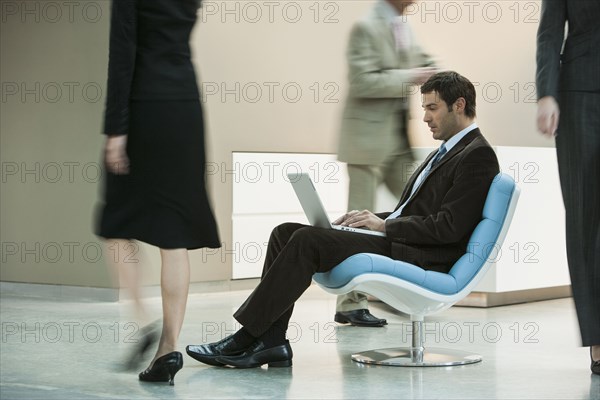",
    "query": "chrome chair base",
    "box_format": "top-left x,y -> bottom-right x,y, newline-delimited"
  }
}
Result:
351,347 -> 482,367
